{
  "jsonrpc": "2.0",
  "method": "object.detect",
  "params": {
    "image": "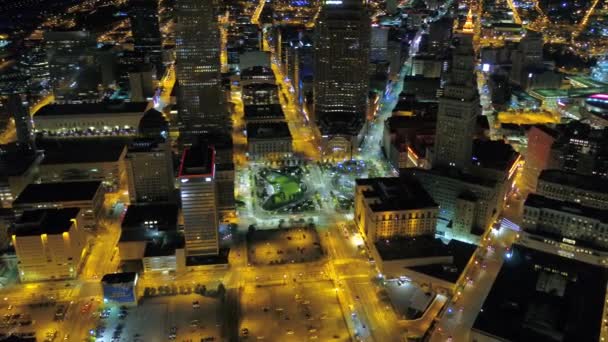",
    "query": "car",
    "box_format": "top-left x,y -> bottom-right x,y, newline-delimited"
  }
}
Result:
286,330 -> 294,335
192,301 -> 200,309
241,328 -> 249,336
